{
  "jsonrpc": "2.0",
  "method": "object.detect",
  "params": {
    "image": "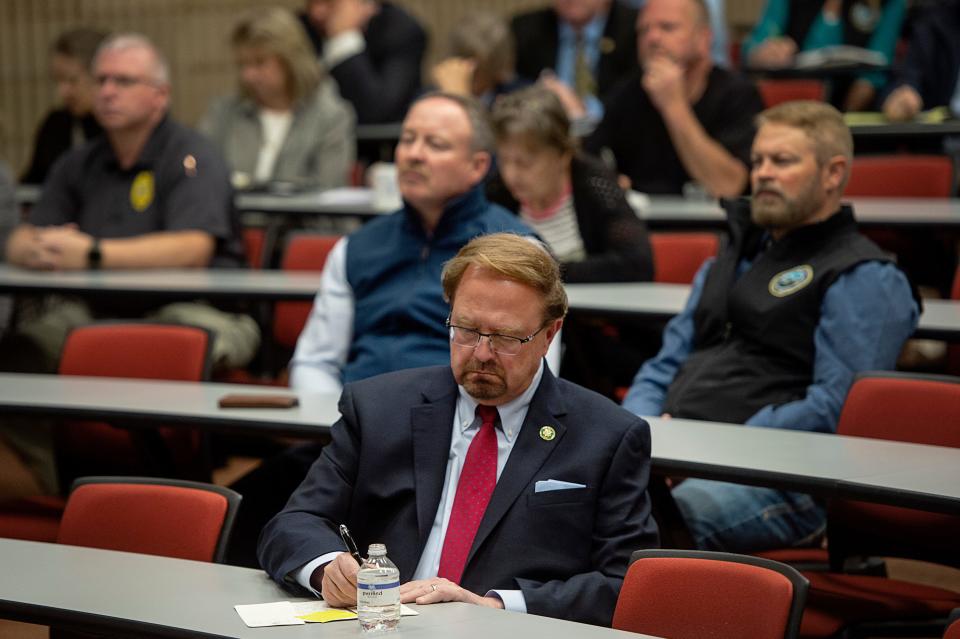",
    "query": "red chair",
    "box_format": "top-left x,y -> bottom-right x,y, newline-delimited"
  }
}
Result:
241,227 -> 266,269
0,323 -> 214,543
845,155 -> 955,198
272,233 -> 340,350
650,232 -> 720,284
613,549 -> 808,639
799,372 -> 960,638
945,617 -> 960,639
55,322 -> 214,484
58,476 -> 240,563
757,79 -> 826,108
